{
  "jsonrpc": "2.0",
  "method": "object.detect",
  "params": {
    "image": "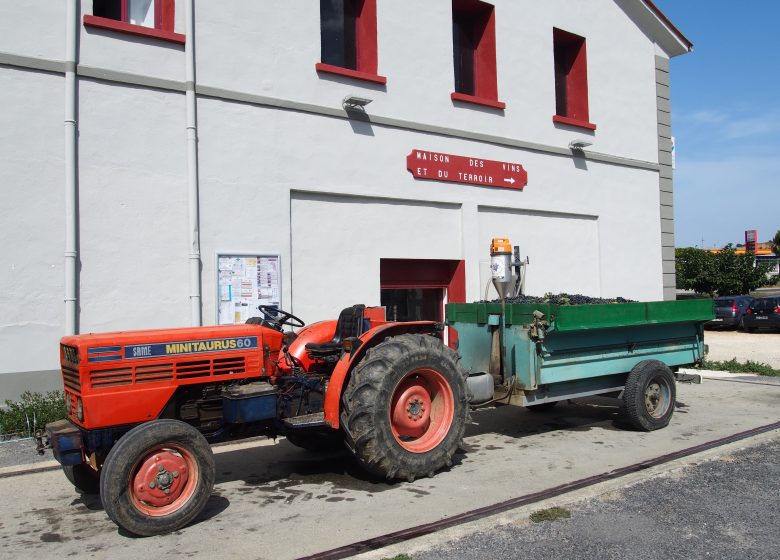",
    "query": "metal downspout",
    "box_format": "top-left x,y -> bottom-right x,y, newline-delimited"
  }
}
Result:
185,0 -> 202,325
64,0 -> 78,335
